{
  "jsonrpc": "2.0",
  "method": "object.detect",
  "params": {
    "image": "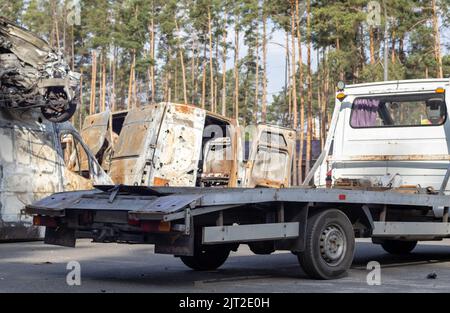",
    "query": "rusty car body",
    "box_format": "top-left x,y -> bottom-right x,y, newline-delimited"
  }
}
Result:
80,109 -> 128,171
0,106 -> 112,240
0,16 -> 80,123
81,103 -> 296,188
